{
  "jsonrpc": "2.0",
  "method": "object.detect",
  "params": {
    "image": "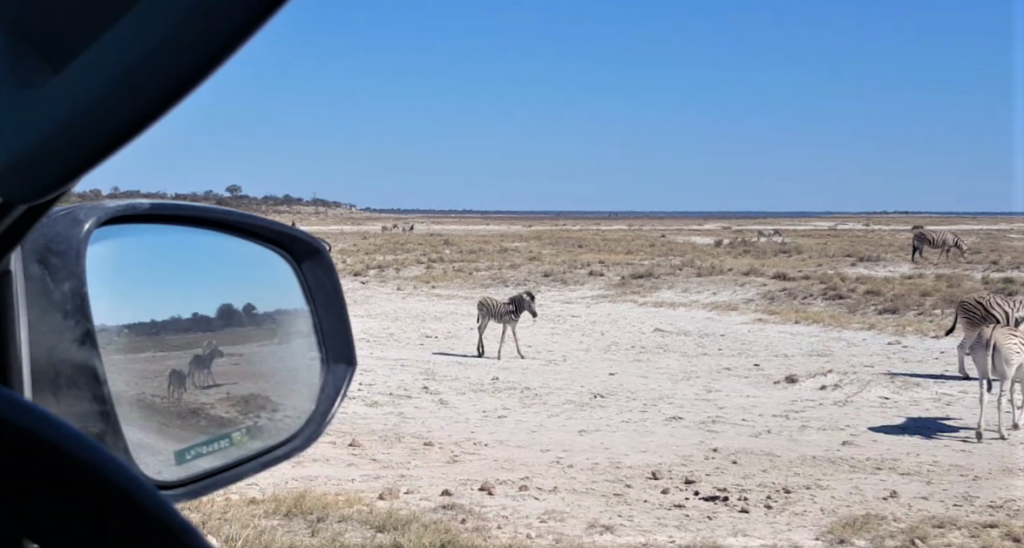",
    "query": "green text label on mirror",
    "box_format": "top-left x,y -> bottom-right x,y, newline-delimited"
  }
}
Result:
173,426 -> 252,466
